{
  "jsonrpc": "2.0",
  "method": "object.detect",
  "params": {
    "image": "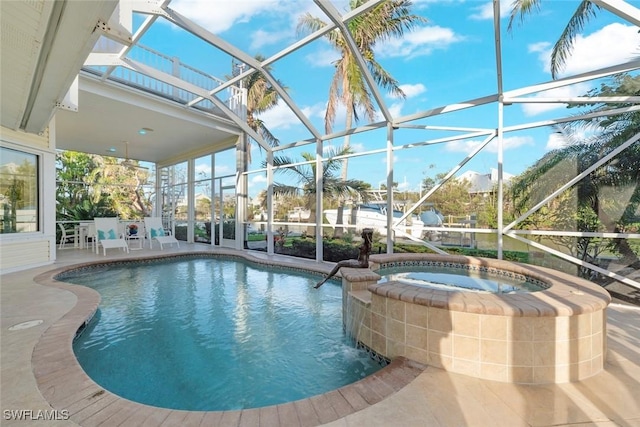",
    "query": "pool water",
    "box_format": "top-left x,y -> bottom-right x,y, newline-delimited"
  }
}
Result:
68,258 -> 382,411
378,265 -> 545,293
